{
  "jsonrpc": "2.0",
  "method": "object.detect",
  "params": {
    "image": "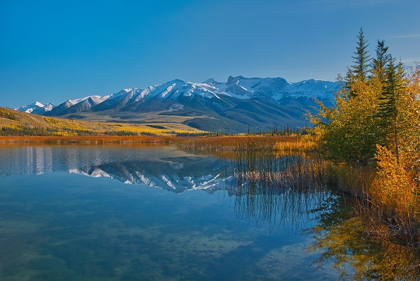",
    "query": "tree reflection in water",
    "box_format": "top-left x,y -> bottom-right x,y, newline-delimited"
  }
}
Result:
307,195 -> 420,280
226,149 -> 420,280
